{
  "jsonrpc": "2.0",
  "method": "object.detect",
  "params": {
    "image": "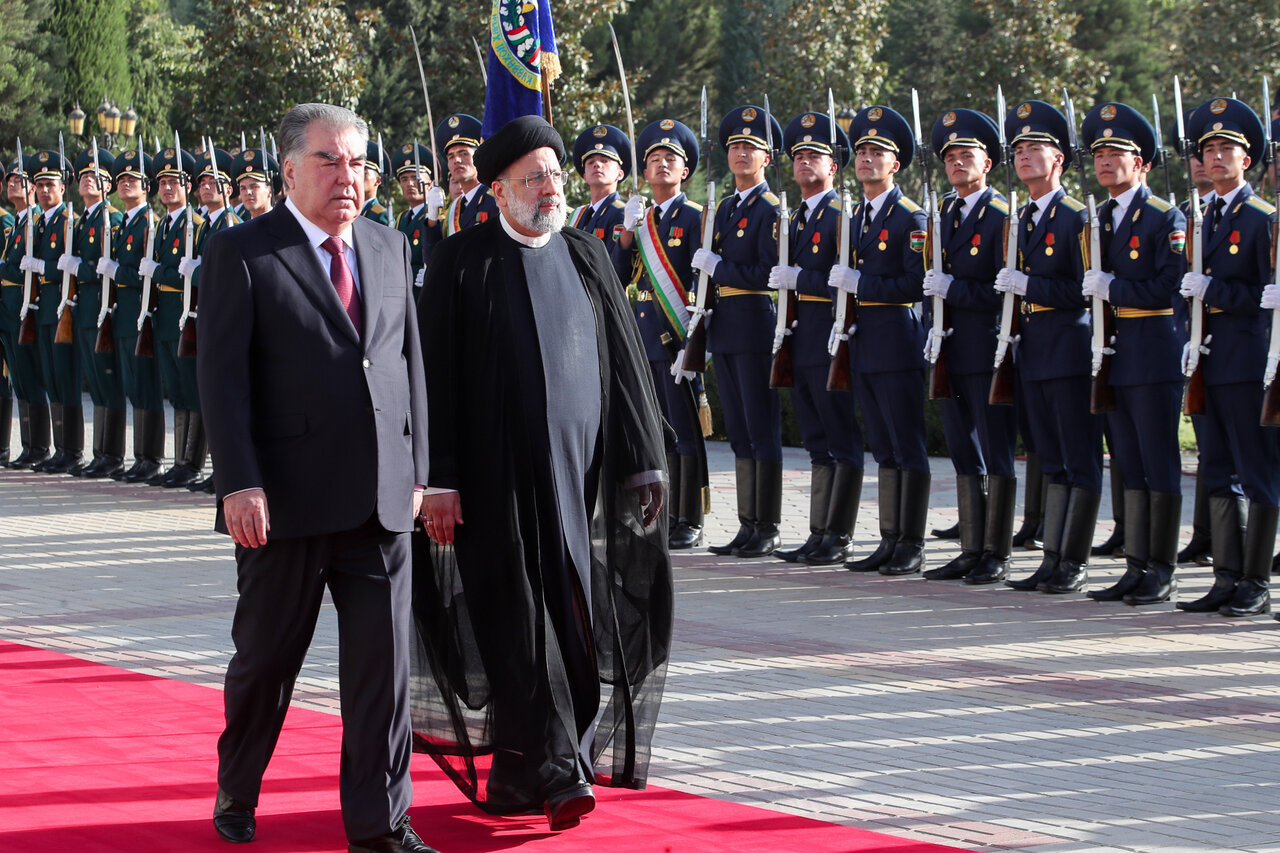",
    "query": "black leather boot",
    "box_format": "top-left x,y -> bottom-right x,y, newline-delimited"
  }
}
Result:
966,475 -> 1016,585
881,469 -> 931,576
1042,487 -> 1100,593
75,405 -> 106,477
1220,503 -> 1276,616
21,401 -> 51,470
151,409 -> 187,485
85,407 -> 126,479
776,465 -> 833,562
0,394 -> 11,465
1178,495 -> 1244,612
1008,482 -> 1069,589
1090,489 -> 1149,601
1012,451 -> 1044,549
1091,465 -> 1125,557
164,411 -> 205,488
669,454 -> 706,549
126,409 -> 166,483
1125,491 -> 1181,605
847,466 -> 900,572
710,458 -> 755,555
735,460 -> 782,557
55,402 -> 85,475
924,474 -> 984,580
34,403 -> 66,473
805,463 -> 863,566
1178,473 -> 1212,564
7,399 -> 32,468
